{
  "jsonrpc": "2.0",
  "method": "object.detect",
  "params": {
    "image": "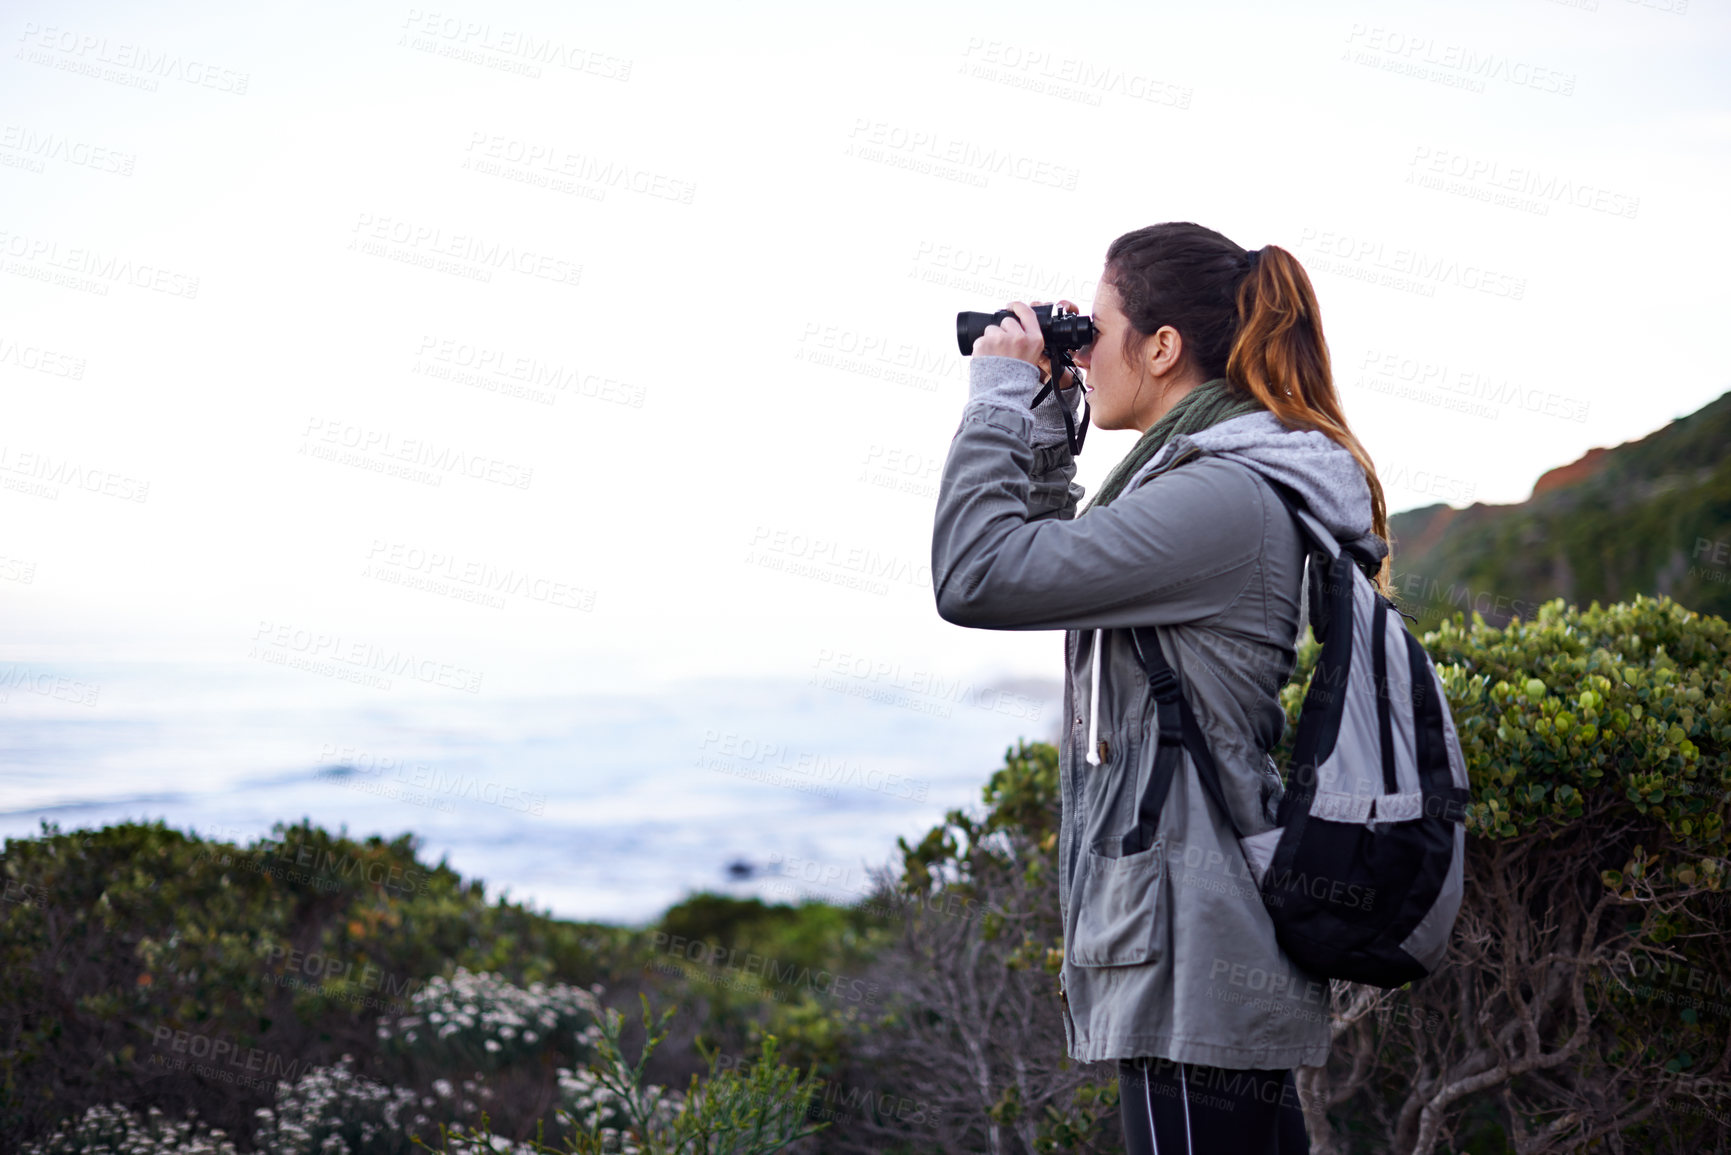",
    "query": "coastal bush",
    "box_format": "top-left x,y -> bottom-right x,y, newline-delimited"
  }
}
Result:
13,594 -> 1723,1153
1285,595 -> 1731,1154
0,818 -> 844,1151
20,1105 -> 242,1155
18,984 -> 826,1155
783,594 -> 1731,1155
771,738 -> 1122,1154
643,891 -> 893,1082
